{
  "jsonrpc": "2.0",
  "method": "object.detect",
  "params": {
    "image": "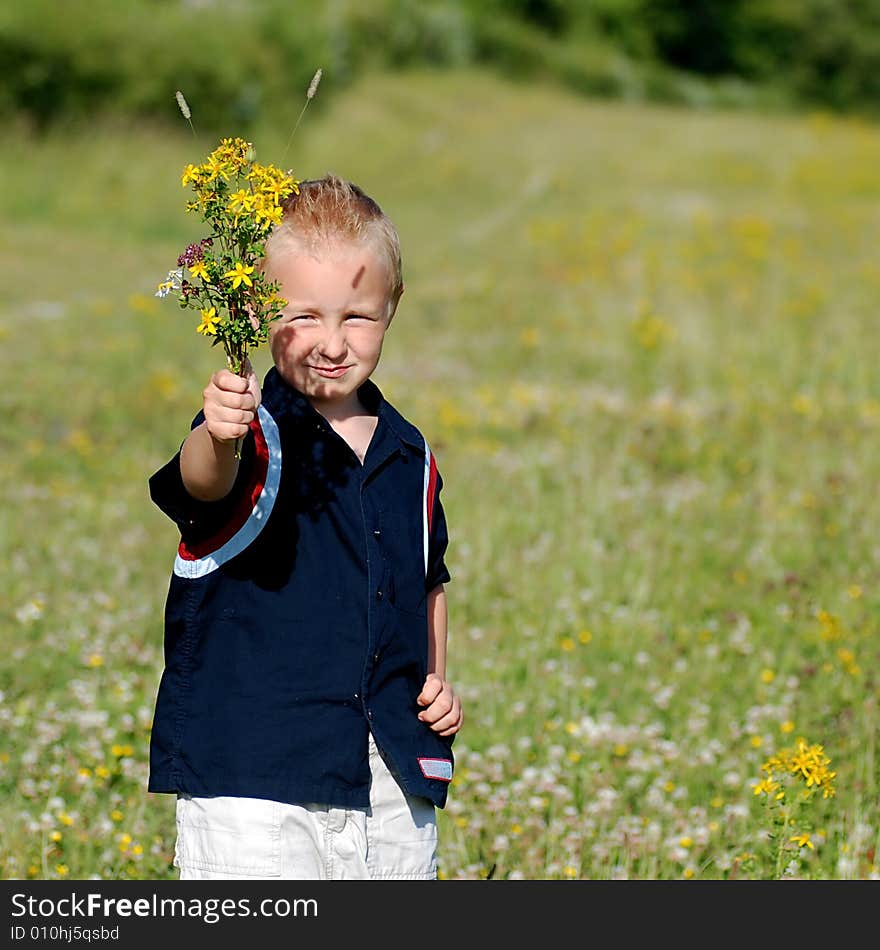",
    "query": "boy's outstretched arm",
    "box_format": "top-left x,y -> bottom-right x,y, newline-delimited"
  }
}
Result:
180,361 -> 261,501
417,583 -> 463,737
